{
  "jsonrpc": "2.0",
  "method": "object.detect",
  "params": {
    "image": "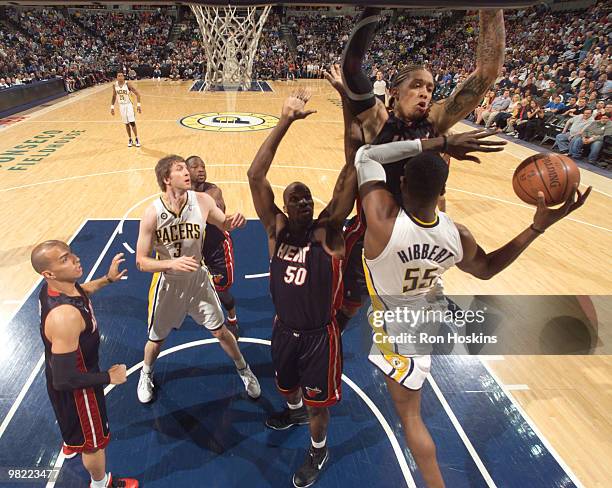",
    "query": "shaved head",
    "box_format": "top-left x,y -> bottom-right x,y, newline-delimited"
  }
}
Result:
31,240 -> 69,274
283,181 -> 310,205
